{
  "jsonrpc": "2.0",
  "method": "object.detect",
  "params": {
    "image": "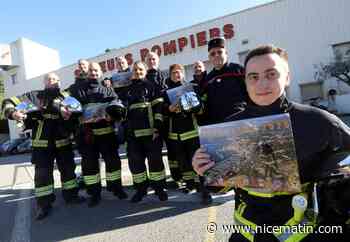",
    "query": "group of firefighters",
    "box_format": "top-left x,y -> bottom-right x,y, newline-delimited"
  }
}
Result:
2,37 -> 349,241
2,37 -> 245,220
